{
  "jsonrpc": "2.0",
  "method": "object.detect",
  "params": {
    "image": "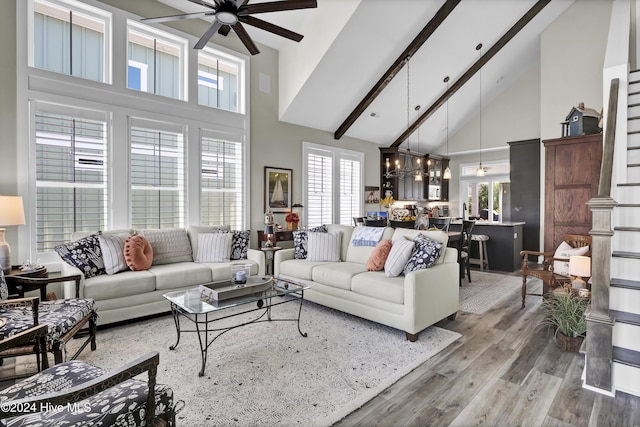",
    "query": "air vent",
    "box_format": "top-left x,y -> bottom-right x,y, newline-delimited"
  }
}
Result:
370,112 -> 380,118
